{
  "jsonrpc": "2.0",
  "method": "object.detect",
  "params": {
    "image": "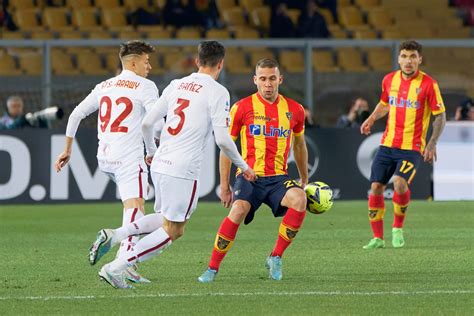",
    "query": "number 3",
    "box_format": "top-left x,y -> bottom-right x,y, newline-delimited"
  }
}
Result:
168,98 -> 190,135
